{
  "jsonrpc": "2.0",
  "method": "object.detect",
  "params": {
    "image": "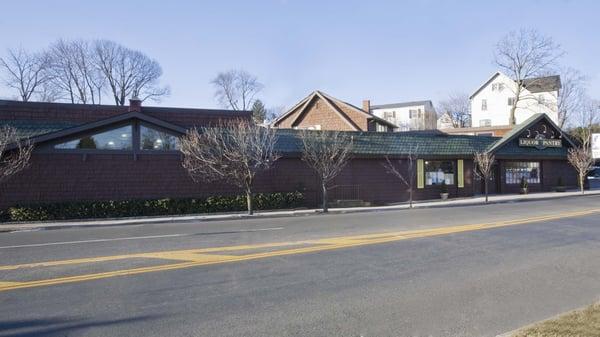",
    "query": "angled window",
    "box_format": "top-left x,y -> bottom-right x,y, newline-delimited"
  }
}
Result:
54,125 -> 133,150
140,124 -> 180,151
